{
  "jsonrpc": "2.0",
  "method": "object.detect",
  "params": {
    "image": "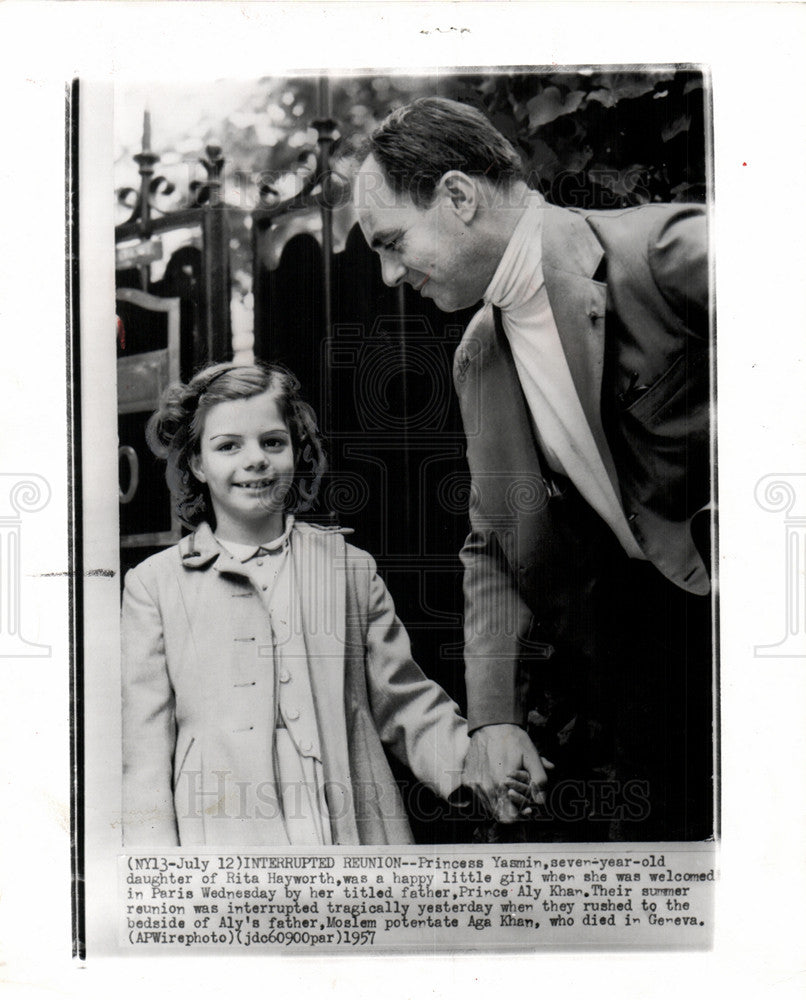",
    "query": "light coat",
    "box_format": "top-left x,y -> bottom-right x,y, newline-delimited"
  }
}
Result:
122,520 -> 469,845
